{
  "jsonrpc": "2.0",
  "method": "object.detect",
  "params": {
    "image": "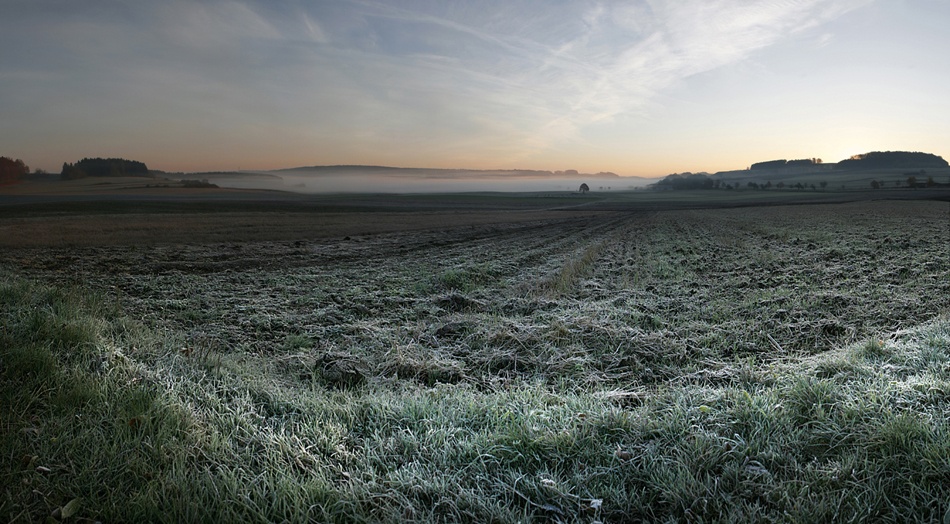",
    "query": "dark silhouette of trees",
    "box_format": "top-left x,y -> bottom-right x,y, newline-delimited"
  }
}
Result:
578,183 -> 589,193
820,181 -> 828,190
871,180 -> 880,189
61,162 -> 83,180
787,159 -> 818,167
907,176 -> 917,188
836,151 -> 948,170
60,157 -> 149,180
751,159 -> 787,170
654,173 -> 714,190
0,156 -> 29,185
751,158 -> 822,170
181,179 -> 218,188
